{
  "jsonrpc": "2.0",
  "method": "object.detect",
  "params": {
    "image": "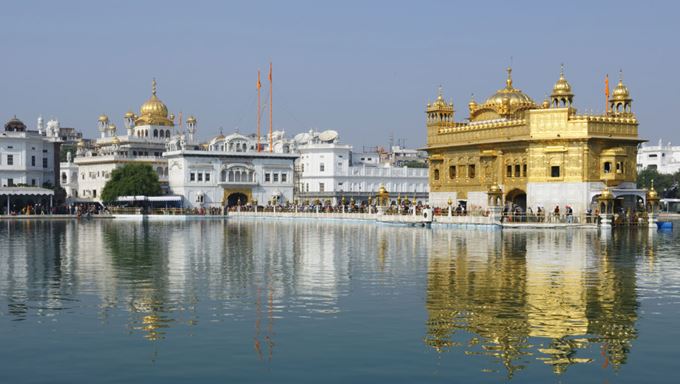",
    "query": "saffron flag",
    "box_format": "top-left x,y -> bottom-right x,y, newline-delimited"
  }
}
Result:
257,70 -> 261,89
269,62 -> 272,82
605,74 -> 610,99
